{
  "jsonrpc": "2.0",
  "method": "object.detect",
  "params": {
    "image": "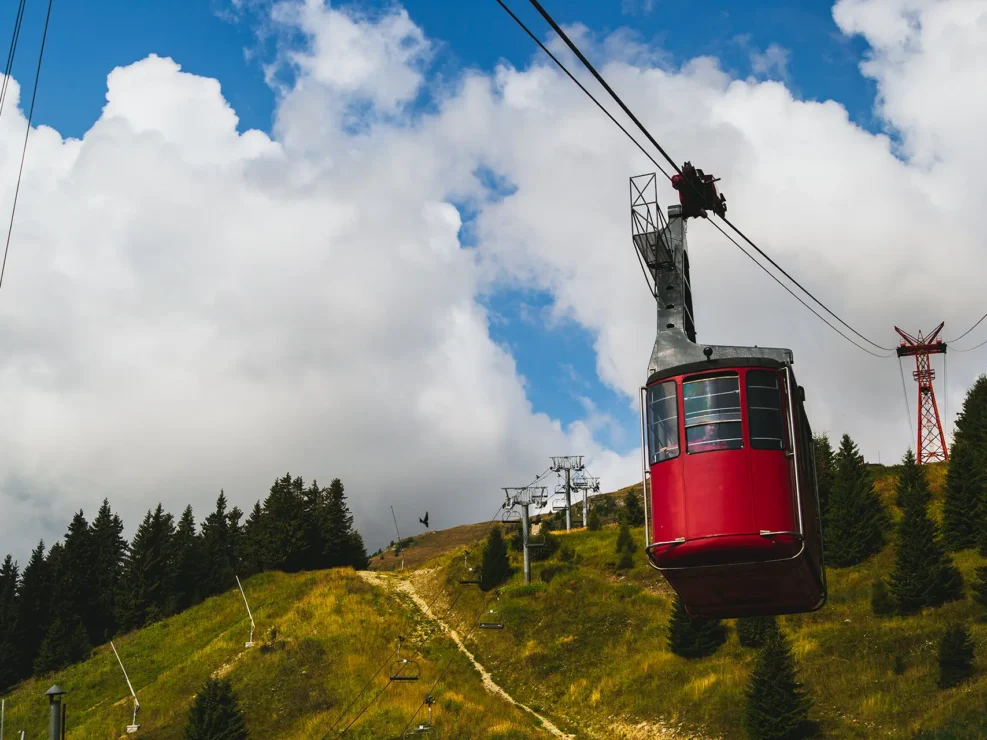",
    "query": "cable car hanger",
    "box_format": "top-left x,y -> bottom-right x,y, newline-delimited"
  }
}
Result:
389,636 -> 422,682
